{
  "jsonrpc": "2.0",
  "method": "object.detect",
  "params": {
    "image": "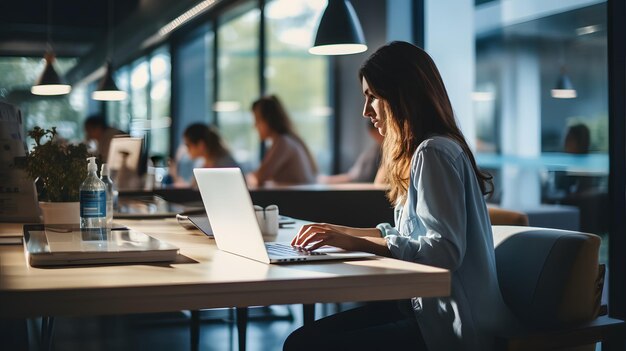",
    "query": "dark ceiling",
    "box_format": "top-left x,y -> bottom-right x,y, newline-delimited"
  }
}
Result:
0,0 -> 140,57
